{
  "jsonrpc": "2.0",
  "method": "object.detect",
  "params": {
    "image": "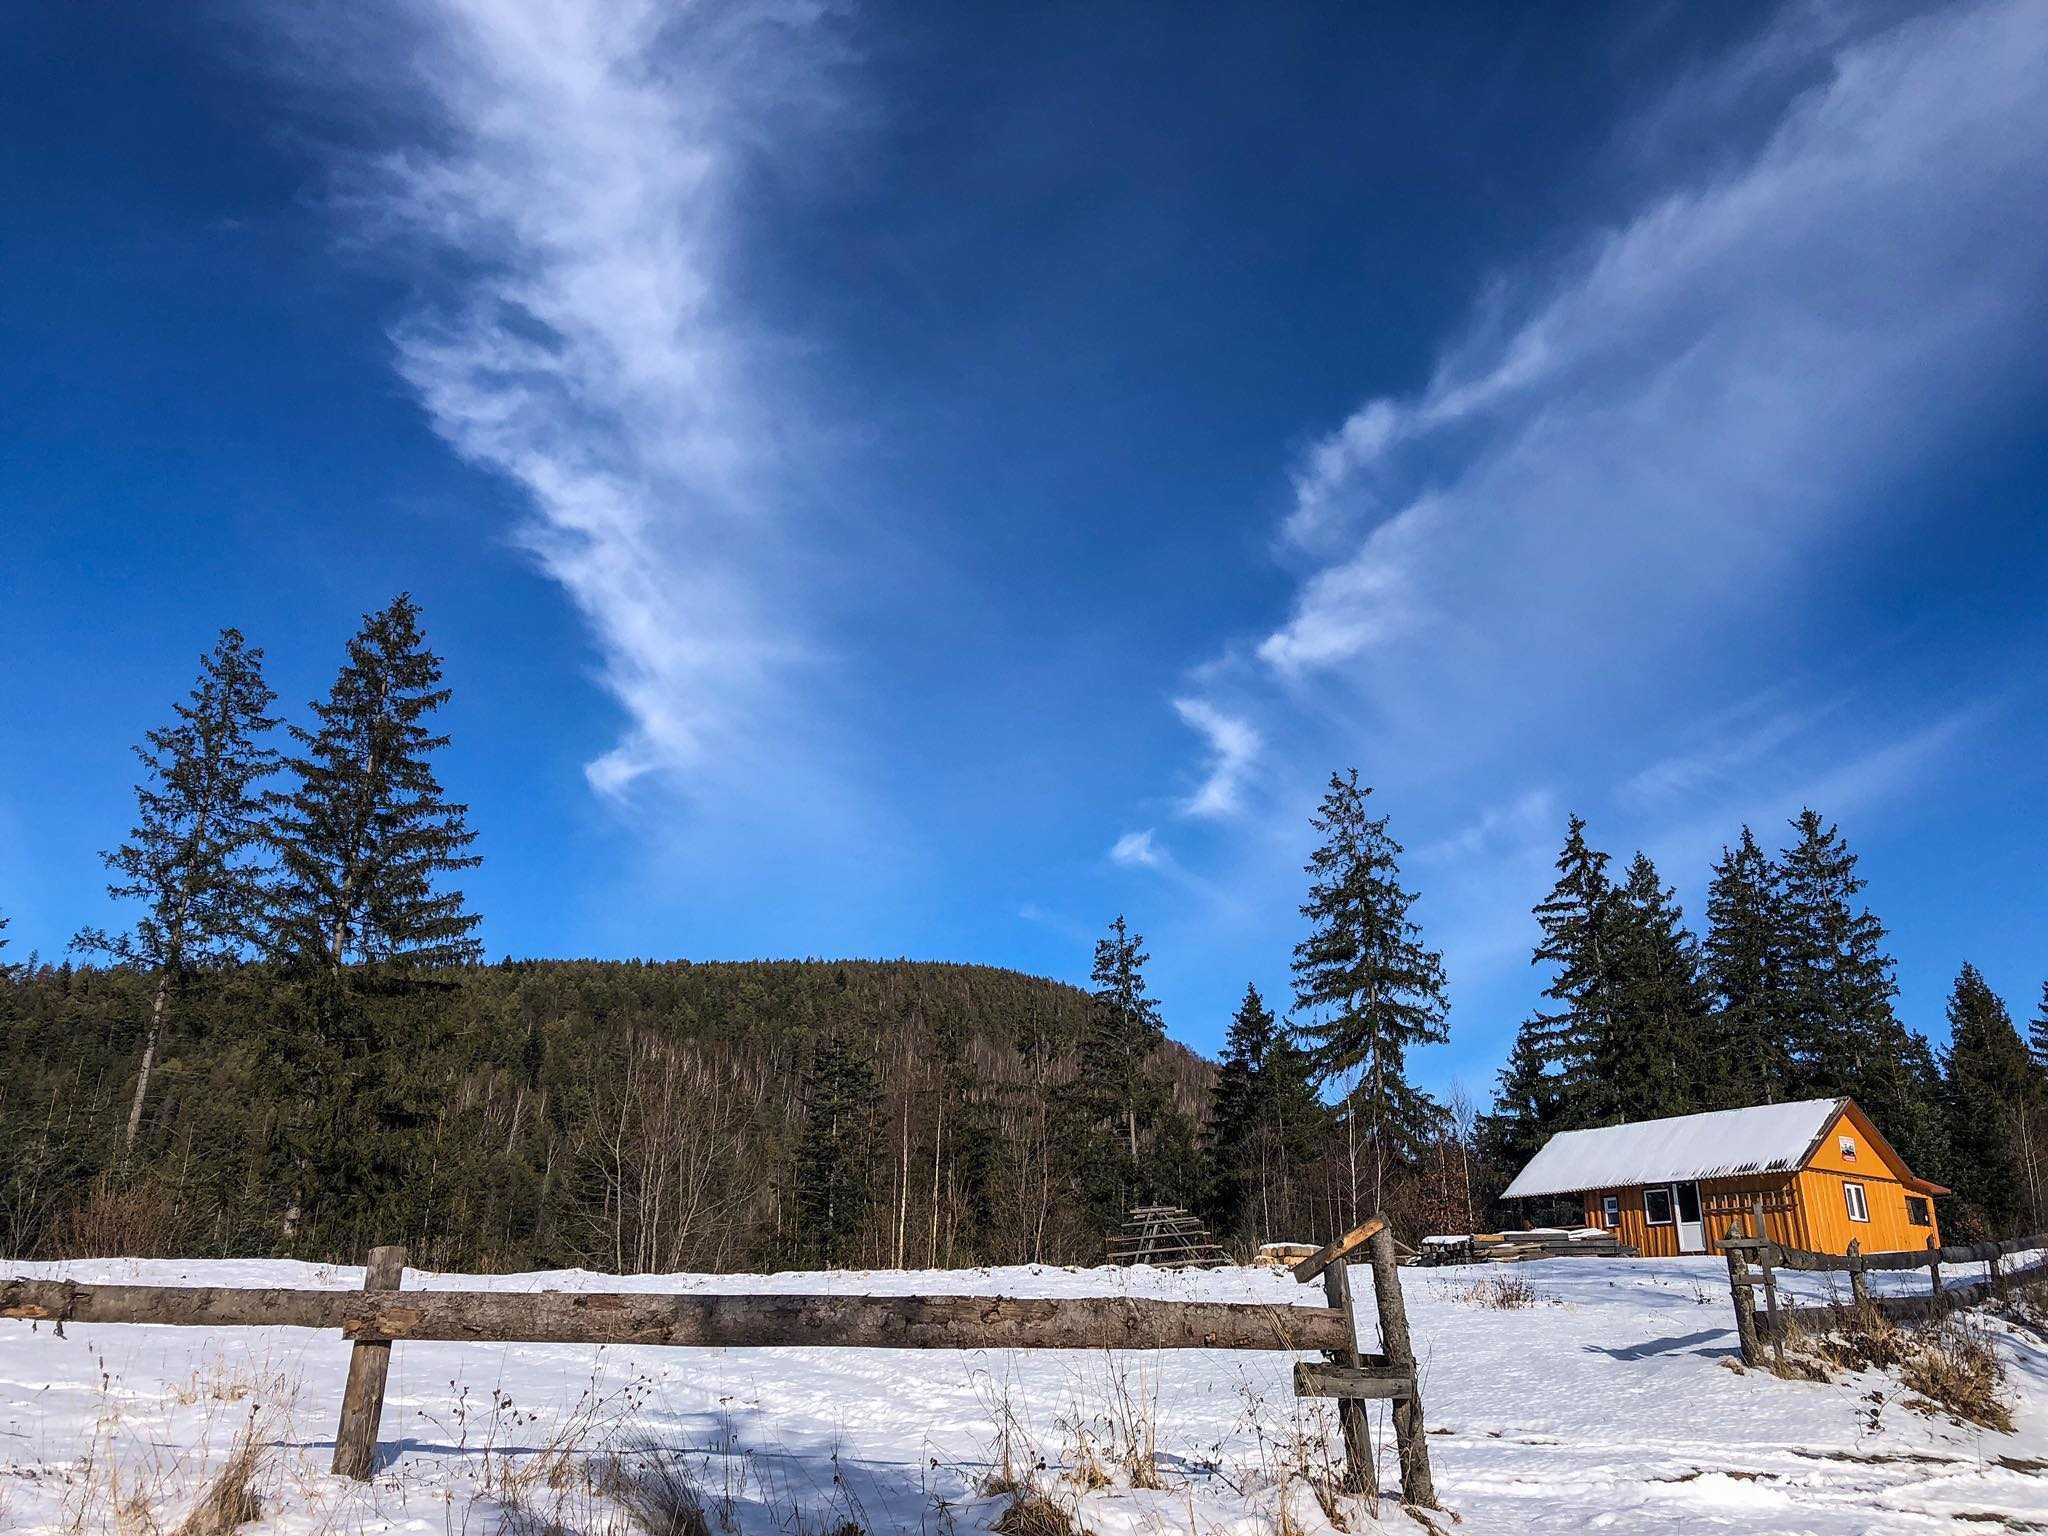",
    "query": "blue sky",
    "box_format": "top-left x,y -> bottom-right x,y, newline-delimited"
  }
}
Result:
3,0 -> 2044,1099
